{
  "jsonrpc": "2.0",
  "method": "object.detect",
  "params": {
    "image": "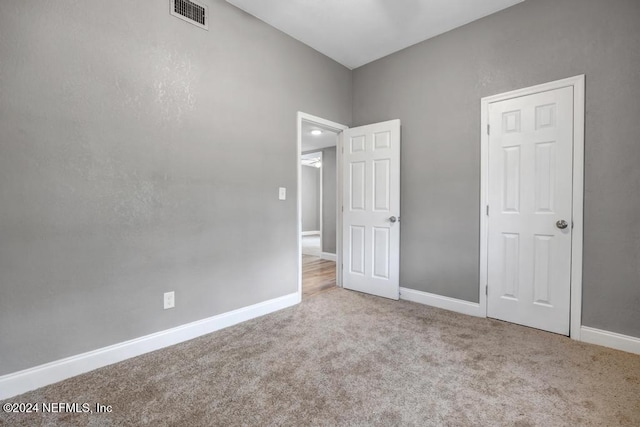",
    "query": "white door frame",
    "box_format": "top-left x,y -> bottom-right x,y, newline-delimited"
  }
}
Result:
479,75 -> 585,339
297,112 -> 349,301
